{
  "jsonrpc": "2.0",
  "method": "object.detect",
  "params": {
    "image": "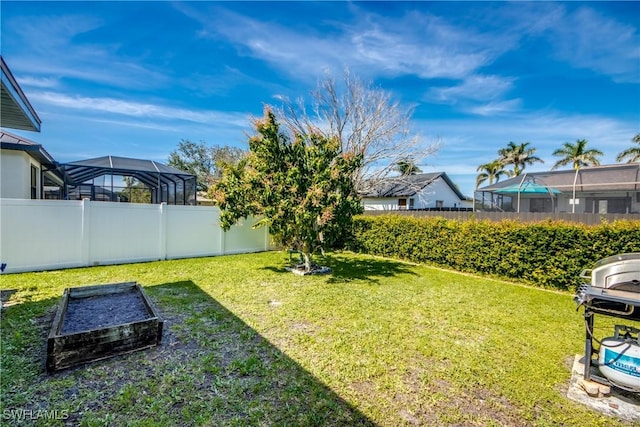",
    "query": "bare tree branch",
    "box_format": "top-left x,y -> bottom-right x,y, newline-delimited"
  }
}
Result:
272,69 -> 438,195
